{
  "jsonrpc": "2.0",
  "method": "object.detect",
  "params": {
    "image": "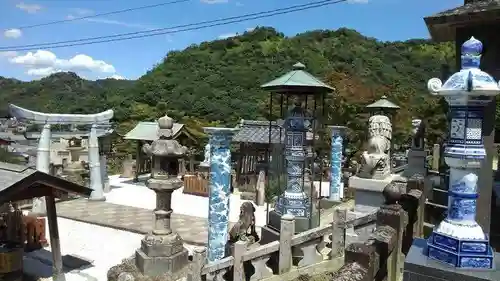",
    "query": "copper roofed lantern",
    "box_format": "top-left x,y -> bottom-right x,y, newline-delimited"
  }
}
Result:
260,62 -> 334,245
